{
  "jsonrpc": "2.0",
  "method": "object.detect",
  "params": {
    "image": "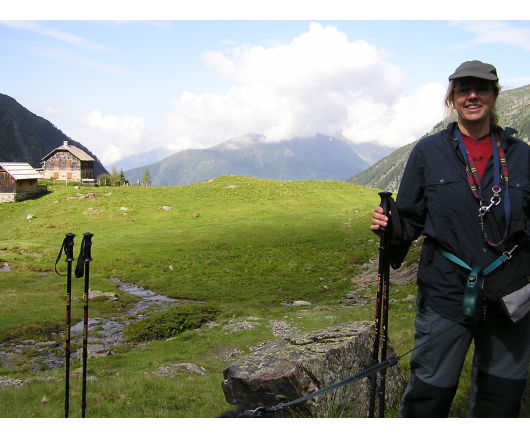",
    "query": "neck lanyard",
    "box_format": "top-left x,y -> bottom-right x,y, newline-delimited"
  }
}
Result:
455,129 -> 511,247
